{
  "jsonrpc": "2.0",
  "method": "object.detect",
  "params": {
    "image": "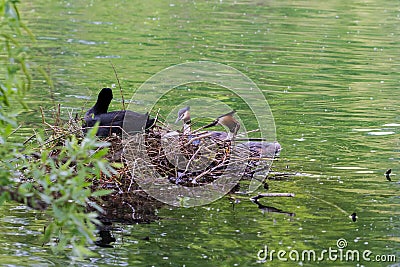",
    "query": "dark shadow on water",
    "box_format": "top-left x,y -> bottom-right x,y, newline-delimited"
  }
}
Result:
250,197 -> 295,217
